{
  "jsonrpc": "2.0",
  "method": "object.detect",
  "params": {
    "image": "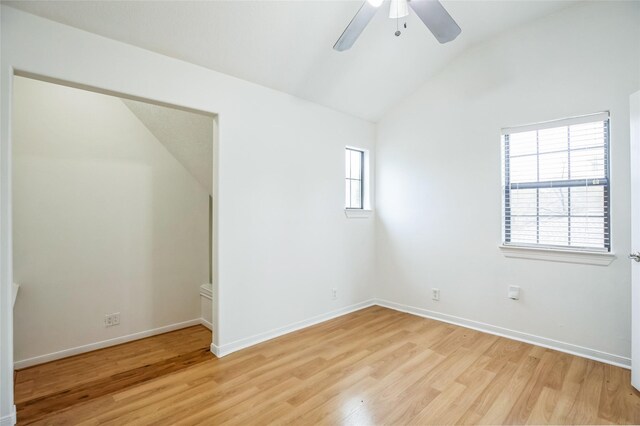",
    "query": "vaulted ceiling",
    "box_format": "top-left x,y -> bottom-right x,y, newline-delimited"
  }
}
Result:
5,0 -> 576,121
122,99 -> 214,195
